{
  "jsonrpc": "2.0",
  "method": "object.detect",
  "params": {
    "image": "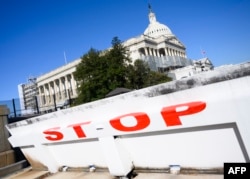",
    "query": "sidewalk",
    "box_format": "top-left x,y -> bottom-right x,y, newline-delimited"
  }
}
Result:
4,167 -> 223,179
45,172 -> 223,179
